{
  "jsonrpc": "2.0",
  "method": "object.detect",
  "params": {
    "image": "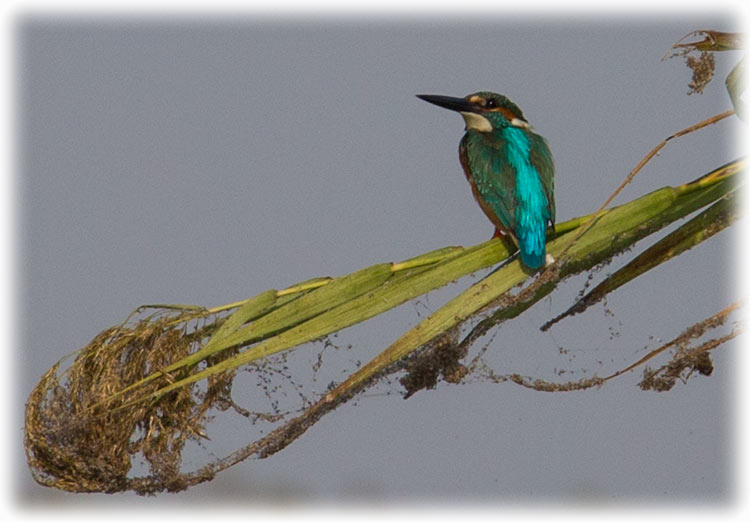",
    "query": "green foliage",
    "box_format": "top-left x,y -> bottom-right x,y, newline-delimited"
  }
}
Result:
102,158 -> 742,411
